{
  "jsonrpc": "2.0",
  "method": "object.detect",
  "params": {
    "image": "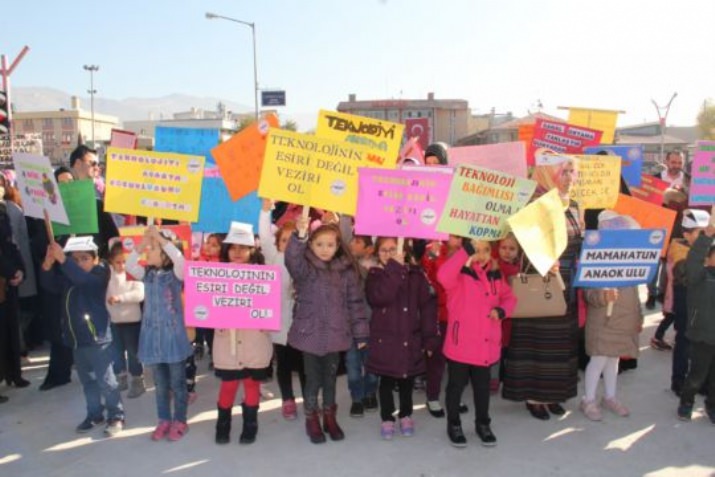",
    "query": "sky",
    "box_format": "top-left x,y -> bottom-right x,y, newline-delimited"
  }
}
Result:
3,0 -> 714,130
